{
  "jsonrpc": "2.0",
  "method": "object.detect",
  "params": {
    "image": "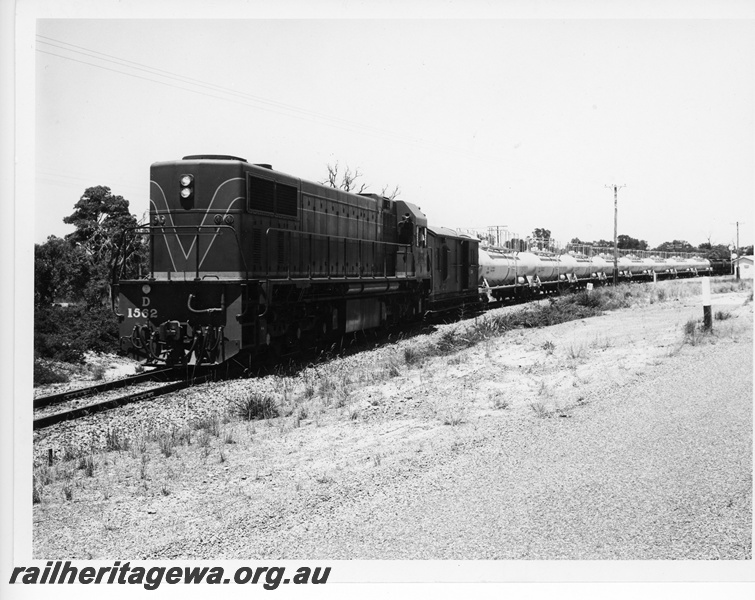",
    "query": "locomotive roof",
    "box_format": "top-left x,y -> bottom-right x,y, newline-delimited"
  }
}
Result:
428,225 -> 478,242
